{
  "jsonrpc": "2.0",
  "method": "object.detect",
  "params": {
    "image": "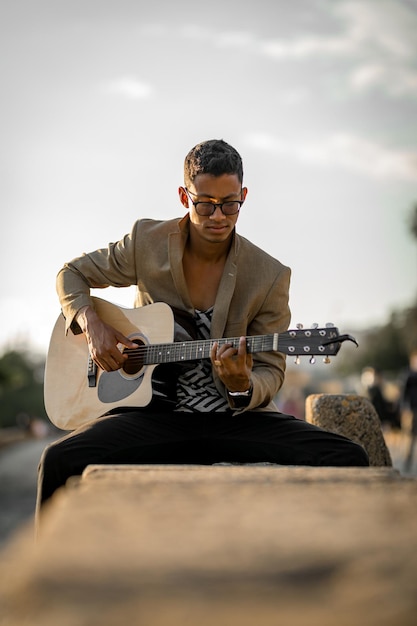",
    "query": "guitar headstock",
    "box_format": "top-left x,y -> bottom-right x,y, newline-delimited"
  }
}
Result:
279,324 -> 358,364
